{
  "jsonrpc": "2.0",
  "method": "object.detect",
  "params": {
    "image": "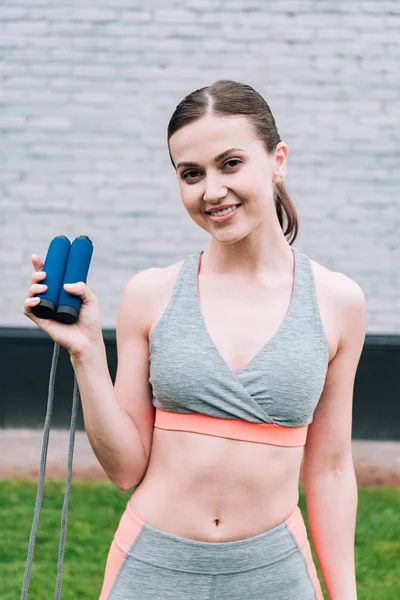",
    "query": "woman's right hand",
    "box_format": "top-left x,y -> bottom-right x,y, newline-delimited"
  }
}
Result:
24,253 -> 104,358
